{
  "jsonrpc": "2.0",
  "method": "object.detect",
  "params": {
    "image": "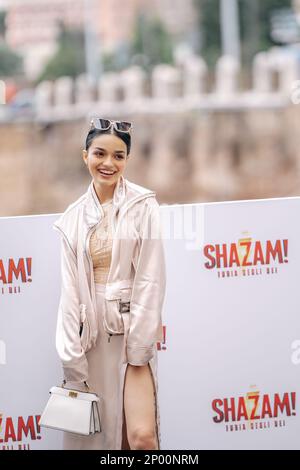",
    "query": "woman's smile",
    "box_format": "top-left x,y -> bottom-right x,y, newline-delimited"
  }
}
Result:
97,168 -> 117,178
